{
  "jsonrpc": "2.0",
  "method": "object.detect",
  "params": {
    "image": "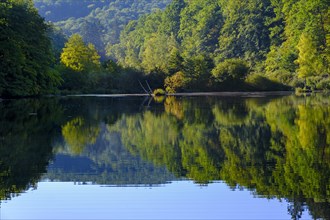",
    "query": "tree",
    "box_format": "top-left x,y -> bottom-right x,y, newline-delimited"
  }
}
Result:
216,0 -> 273,64
60,34 -> 100,72
179,0 -> 223,57
79,20 -> 105,57
212,58 -> 249,83
182,55 -> 214,91
159,0 -> 186,41
265,0 -> 329,85
296,33 -> 324,79
165,71 -> 187,93
141,33 -> 179,74
47,24 -> 67,63
167,48 -> 184,75
0,0 -> 61,97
